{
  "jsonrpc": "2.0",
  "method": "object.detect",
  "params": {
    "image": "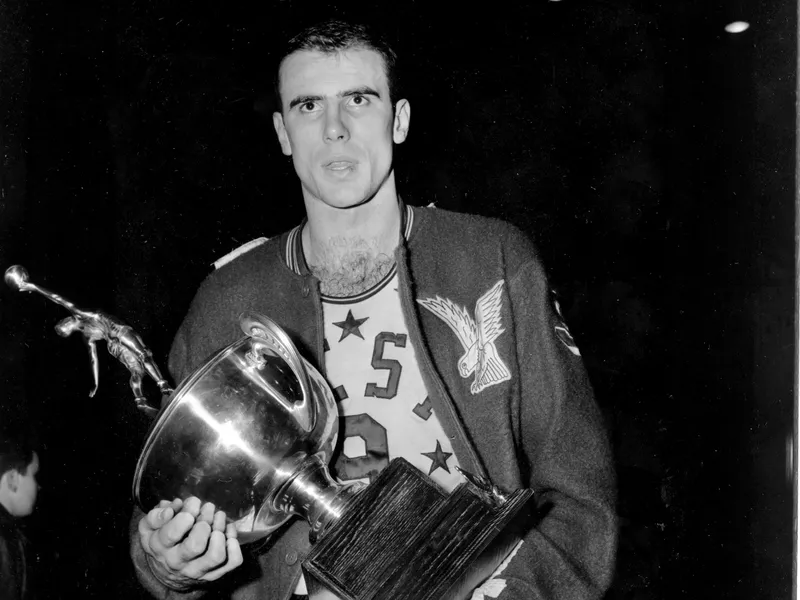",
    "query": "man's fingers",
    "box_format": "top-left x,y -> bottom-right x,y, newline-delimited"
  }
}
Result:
198,502 -> 216,526
142,497 -> 186,534
174,521 -> 212,563
153,511 -> 195,550
142,506 -> 174,533
180,497 -> 202,518
212,510 -> 226,533
145,525 -> 243,582
178,529 -> 226,579
198,533 -> 244,582
138,498 -> 243,584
